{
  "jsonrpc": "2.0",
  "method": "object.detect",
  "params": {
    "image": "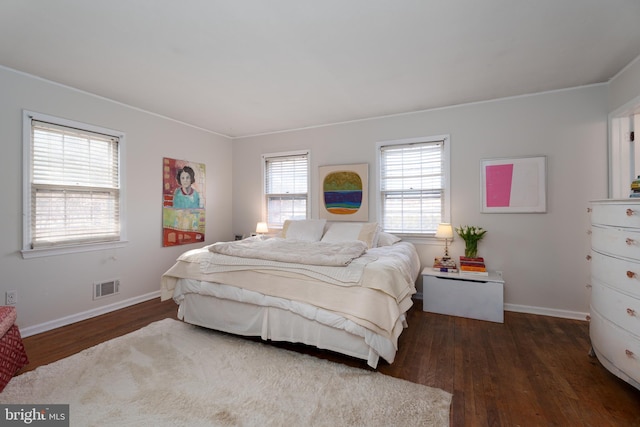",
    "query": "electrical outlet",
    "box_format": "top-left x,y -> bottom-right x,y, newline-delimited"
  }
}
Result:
496,270 -> 503,278
6,290 -> 17,305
